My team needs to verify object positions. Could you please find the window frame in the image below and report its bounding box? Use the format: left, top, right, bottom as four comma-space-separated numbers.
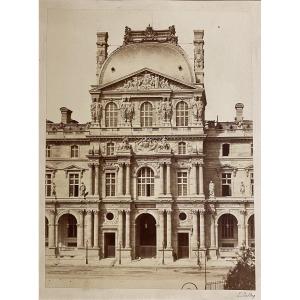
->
46, 145, 51, 158
177, 171, 188, 196
176, 101, 189, 127
67, 215, 77, 238
222, 143, 230, 157
178, 142, 187, 155
70, 145, 79, 158
137, 167, 155, 197
105, 102, 118, 127
220, 214, 236, 239
106, 142, 115, 156
105, 172, 116, 197
45, 173, 52, 197
140, 101, 153, 127
250, 172, 254, 196
221, 172, 232, 196
68, 172, 80, 197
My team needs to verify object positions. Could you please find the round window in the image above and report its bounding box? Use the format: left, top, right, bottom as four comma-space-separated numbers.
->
106, 212, 114, 220
179, 212, 187, 221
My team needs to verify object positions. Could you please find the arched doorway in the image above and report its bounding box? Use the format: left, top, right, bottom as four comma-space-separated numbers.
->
248, 215, 255, 248
218, 214, 238, 248
58, 214, 77, 248
135, 213, 156, 258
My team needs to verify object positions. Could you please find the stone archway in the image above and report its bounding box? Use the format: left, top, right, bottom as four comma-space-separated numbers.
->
135, 213, 157, 258
57, 213, 77, 248
217, 213, 238, 249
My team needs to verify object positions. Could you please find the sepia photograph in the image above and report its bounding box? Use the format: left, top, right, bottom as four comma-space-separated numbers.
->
40, 0, 260, 298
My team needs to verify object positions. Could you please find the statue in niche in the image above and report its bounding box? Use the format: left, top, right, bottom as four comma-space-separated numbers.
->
52, 182, 57, 198
159, 97, 173, 122
240, 181, 245, 196
91, 99, 102, 123
120, 97, 134, 123
209, 180, 215, 198
158, 136, 170, 151
118, 137, 131, 151
191, 96, 204, 122
80, 182, 87, 198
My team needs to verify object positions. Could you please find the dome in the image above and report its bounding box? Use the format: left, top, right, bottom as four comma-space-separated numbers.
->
99, 42, 194, 85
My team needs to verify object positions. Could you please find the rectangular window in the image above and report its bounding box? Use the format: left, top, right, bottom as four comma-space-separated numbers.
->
107, 143, 115, 156
105, 173, 116, 196
222, 173, 232, 196
250, 172, 254, 196
177, 172, 188, 196
46, 145, 51, 158
69, 173, 79, 197
222, 144, 230, 156
71, 145, 79, 158
45, 173, 52, 197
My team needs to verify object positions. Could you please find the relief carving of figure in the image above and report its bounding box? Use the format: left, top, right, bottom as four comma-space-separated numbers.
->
80, 182, 87, 198
157, 136, 170, 151
240, 181, 245, 196
209, 180, 215, 198
159, 97, 173, 122
192, 96, 204, 122
118, 137, 131, 151
120, 97, 134, 123
52, 182, 56, 198
91, 99, 102, 123
137, 137, 157, 152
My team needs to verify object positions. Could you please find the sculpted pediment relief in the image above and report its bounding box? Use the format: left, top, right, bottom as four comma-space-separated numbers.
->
99, 68, 196, 92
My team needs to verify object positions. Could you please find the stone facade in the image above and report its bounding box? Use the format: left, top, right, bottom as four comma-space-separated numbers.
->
45, 26, 254, 263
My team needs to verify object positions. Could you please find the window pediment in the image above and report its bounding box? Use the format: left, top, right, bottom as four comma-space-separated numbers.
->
63, 165, 86, 178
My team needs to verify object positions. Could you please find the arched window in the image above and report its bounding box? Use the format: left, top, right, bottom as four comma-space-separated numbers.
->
176, 101, 188, 126
137, 167, 154, 197
140, 102, 153, 127
105, 102, 118, 127
46, 145, 51, 158
178, 142, 186, 154
107, 142, 115, 156
248, 215, 255, 239
220, 214, 236, 239
70, 145, 79, 158
67, 214, 77, 238
222, 143, 230, 156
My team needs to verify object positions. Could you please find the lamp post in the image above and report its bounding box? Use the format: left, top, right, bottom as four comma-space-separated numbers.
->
162, 241, 165, 265
85, 240, 88, 264
204, 250, 207, 290
197, 241, 200, 267
119, 241, 122, 265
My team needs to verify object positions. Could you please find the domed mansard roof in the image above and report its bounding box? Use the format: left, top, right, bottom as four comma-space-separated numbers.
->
98, 25, 195, 86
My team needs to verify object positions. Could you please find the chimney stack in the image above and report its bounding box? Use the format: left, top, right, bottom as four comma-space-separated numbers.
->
235, 103, 244, 122
193, 30, 204, 85
96, 32, 109, 82
60, 107, 72, 124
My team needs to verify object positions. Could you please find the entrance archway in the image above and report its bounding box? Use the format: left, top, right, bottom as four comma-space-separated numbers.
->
135, 213, 156, 258
58, 214, 77, 248
218, 214, 238, 248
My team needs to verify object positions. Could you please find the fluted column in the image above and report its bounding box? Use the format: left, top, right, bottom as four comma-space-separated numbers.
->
48, 210, 56, 248
125, 209, 130, 248
160, 164, 164, 194
77, 210, 84, 248
118, 210, 123, 247
93, 210, 99, 248
199, 163, 204, 196
118, 163, 124, 196
88, 163, 94, 195
192, 210, 198, 247
158, 210, 164, 249
166, 209, 172, 248
210, 214, 216, 248
85, 210, 93, 247
238, 209, 246, 247
191, 163, 197, 195
94, 164, 99, 196
125, 163, 130, 196
166, 163, 171, 195
199, 209, 205, 248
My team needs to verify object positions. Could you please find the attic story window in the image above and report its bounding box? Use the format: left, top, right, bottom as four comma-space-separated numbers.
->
178, 65, 183, 71
111, 67, 115, 72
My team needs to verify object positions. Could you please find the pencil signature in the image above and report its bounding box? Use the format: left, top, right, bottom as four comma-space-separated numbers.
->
237, 291, 255, 299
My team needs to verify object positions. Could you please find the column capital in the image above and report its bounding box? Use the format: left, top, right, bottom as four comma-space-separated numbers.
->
124, 209, 131, 214
79, 210, 85, 216
118, 209, 124, 214
199, 209, 205, 215
86, 209, 93, 215
166, 209, 172, 215
88, 163, 94, 168
93, 209, 99, 215
191, 209, 198, 215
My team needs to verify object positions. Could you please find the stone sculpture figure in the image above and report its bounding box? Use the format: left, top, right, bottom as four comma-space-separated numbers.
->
120, 97, 134, 122
52, 182, 57, 198
118, 137, 131, 151
80, 182, 87, 197
91, 100, 102, 123
240, 181, 245, 196
158, 136, 170, 151
209, 180, 215, 198
159, 97, 173, 122
192, 96, 204, 122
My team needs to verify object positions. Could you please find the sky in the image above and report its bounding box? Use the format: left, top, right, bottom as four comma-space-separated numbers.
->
44, 1, 260, 123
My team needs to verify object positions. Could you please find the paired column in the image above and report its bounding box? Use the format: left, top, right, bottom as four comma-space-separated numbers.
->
85, 210, 93, 247
160, 164, 164, 194
166, 209, 172, 248
192, 210, 198, 247
77, 210, 84, 248
199, 209, 205, 248
88, 164, 94, 195
166, 163, 171, 195
93, 210, 99, 248
238, 209, 246, 247
210, 214, 216, 248
118, 164, 124, 196
118, 210, 123, 247
191, 164, 197, 195
94, 164, 99, 196
125, 210, 130, 248
125, 163, 131, 196
48, 210, 56, 248
198, 163, 204, 196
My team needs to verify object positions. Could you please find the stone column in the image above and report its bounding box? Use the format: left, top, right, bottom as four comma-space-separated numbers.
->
85, 210, 93, 247
55, 221, 58, 247
192, 210, 198, 248
77, 210, 84, 248
118, 163, 124, 196
199, 209, 205, 248
191, 163, 197, 195
125, 209, 130, 248
199, 163, 204, 196
245, 224, 249, 248
94, 164, 99, 196
238, 209, 246, 248
93, 210, 99, 248
118, 210, 123, 247
158, 210, 165, 250
89, 164, 94, 195
166, 163, 171, 195
125, 163, 130, 196
160, 164, 164, 194
215, 224, 219, 249
133, 176, 137, 200
166, 209, 172, 248
210, 214, 216, 248
48, 210, 56, 248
